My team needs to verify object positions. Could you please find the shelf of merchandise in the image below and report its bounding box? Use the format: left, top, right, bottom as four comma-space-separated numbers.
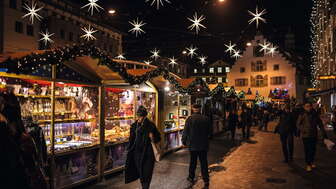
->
54, 145, 100, 157
105, 116, 134, 120
16, 94, 73, 99
37, 118, 95, 124
104, 139, 129, 147
163, 127, 184, 134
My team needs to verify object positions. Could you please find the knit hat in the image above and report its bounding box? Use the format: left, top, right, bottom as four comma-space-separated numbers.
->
137, 106, 148, 117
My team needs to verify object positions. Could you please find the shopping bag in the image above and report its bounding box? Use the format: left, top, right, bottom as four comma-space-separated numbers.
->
324, 139, 335, 151
151, 142, 161, 162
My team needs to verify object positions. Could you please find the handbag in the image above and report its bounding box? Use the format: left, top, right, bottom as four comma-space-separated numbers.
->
151, 142, 161, 162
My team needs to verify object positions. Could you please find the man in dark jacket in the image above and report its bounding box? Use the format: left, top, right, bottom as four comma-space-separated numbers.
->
240, 107, 252, 140
275, 106, 296, 163
296, 102, 328, 172
182, 104, 211, 188
227, 109, 239, 141
125, 106, 161, 189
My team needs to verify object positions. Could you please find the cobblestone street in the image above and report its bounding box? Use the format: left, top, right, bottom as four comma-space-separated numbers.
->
83, 122, 336, 189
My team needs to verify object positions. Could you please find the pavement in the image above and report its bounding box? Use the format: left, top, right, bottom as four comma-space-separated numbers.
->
193, 122, 336, 189
82, 130, 243, 189
82, 122, 336, 189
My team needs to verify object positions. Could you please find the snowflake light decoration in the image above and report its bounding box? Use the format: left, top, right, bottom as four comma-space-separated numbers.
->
116, 54, 126, 60
259, 40, 270, 54
129, 18, 146, 37
39, 30, 54, 46
248, 7, 267, 28
22, 2, 43, 24
186, 45, 198, 58
145, 0, 171, 10
225, 41, 236, 55
198, 56, 207, 65
144, 60, 152, 65
266, 44, 277, 57
81, 0, 104, 16
150, 48, 160, 60
187, 12, 206, 34
169, 57, 178, 67
81, 25, 97, 41
232, 50, 242, 60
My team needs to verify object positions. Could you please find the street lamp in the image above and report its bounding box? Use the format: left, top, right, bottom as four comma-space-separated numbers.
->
246, 42, 252, 47
182, 50, 187, 55
108, 9, 116, 15
218, 0, 226, 3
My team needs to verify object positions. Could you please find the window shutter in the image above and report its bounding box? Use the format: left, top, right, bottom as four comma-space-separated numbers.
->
251, 76, 256, 87
264, 75, 268, 87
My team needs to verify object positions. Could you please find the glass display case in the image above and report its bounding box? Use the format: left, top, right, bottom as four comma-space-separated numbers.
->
163, 93, 179, 132
53, 83, 99, 153
135, 91, 156, 122
104, 88, 134, 144
178, 95, 191, 129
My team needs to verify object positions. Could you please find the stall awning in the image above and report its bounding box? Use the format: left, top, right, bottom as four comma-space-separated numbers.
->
309, 88, 336, 97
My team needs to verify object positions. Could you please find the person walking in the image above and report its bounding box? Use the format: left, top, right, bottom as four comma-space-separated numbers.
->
182, 104, 211, 188
296, 102, 328, 172
260, 109, 270, 131
240, 107, 252, 140
274, 106, 296, 163
227, 109, 239, 141
125, 106, 161, 189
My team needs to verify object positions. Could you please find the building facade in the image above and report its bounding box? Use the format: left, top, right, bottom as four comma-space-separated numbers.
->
311, 0, 336, 108
227, 35, 306, 101
190, 60, 230, 85
0, 0, 122, 55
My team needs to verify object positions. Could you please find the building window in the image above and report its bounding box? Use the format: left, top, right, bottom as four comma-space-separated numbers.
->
271, 77, 286, 85
15, 21, 23, 33
273, 64, 279, 71
26, 25, 34, 36
202, 68, 205, 73
253, 46, 263, 57
202, 77, 206, 82
10, 0, 17, 9
225, 67, 230, 73
69, 32, 73, 41
240, 67, 245, 73
194, 69, 198, 74
256, 75, 264, 87
218, 77, 223, 83
235, 79, 248, 87
209, 67, 214, 73
217, 67, 222, 73
252, 61, 267, 72
60, 29, 65, 39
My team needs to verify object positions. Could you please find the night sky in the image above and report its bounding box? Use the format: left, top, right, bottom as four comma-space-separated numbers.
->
76, 0, 312, 65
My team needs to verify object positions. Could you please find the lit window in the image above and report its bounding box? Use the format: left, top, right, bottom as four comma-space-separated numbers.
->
202, 68, 205, 73
225, 67, 230, 73
209, 67, 214, 73
218, 67, 222, 73
235, 79, 248, 87
202, 78, 206, 82
218, 77, 223, 83
226, 78, 228, 82
194, 69, 198, 73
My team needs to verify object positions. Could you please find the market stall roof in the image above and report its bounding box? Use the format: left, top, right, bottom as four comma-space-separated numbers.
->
0, 50, 181, 86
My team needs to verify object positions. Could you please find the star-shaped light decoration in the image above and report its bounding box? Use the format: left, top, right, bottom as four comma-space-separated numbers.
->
81, 25, 97, 41
248, 7, 267, 28
186, 45, 198, 58
266, 44, 277, 57
259, 40, 270, 54
225, 41, 236, 55
129, 18, 146, 37
150, 48, 160, 60
144, 60, 152, 65
81, 0, 104, 16
116, 54, 126, 60
187, 12, 206, 34
39, 30, 54, 46
145, 0, 171, 10
22, 2, 43, 24
169, 57, 178, 67
198, 56, 207, 65
232, 50, 242, 60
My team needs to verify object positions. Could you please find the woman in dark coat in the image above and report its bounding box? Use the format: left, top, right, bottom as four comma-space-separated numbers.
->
125, 106, 161, 189
227, 109, 238, 141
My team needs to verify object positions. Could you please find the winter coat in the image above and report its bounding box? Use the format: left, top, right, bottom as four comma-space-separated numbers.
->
125, 118, 161, 184
228, 113, 239, 130
240, 109, 252, 127
0, 121, 29, 189
296, 111, 327, 139
275, 111, 296, 135
182, 113, 211, 151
